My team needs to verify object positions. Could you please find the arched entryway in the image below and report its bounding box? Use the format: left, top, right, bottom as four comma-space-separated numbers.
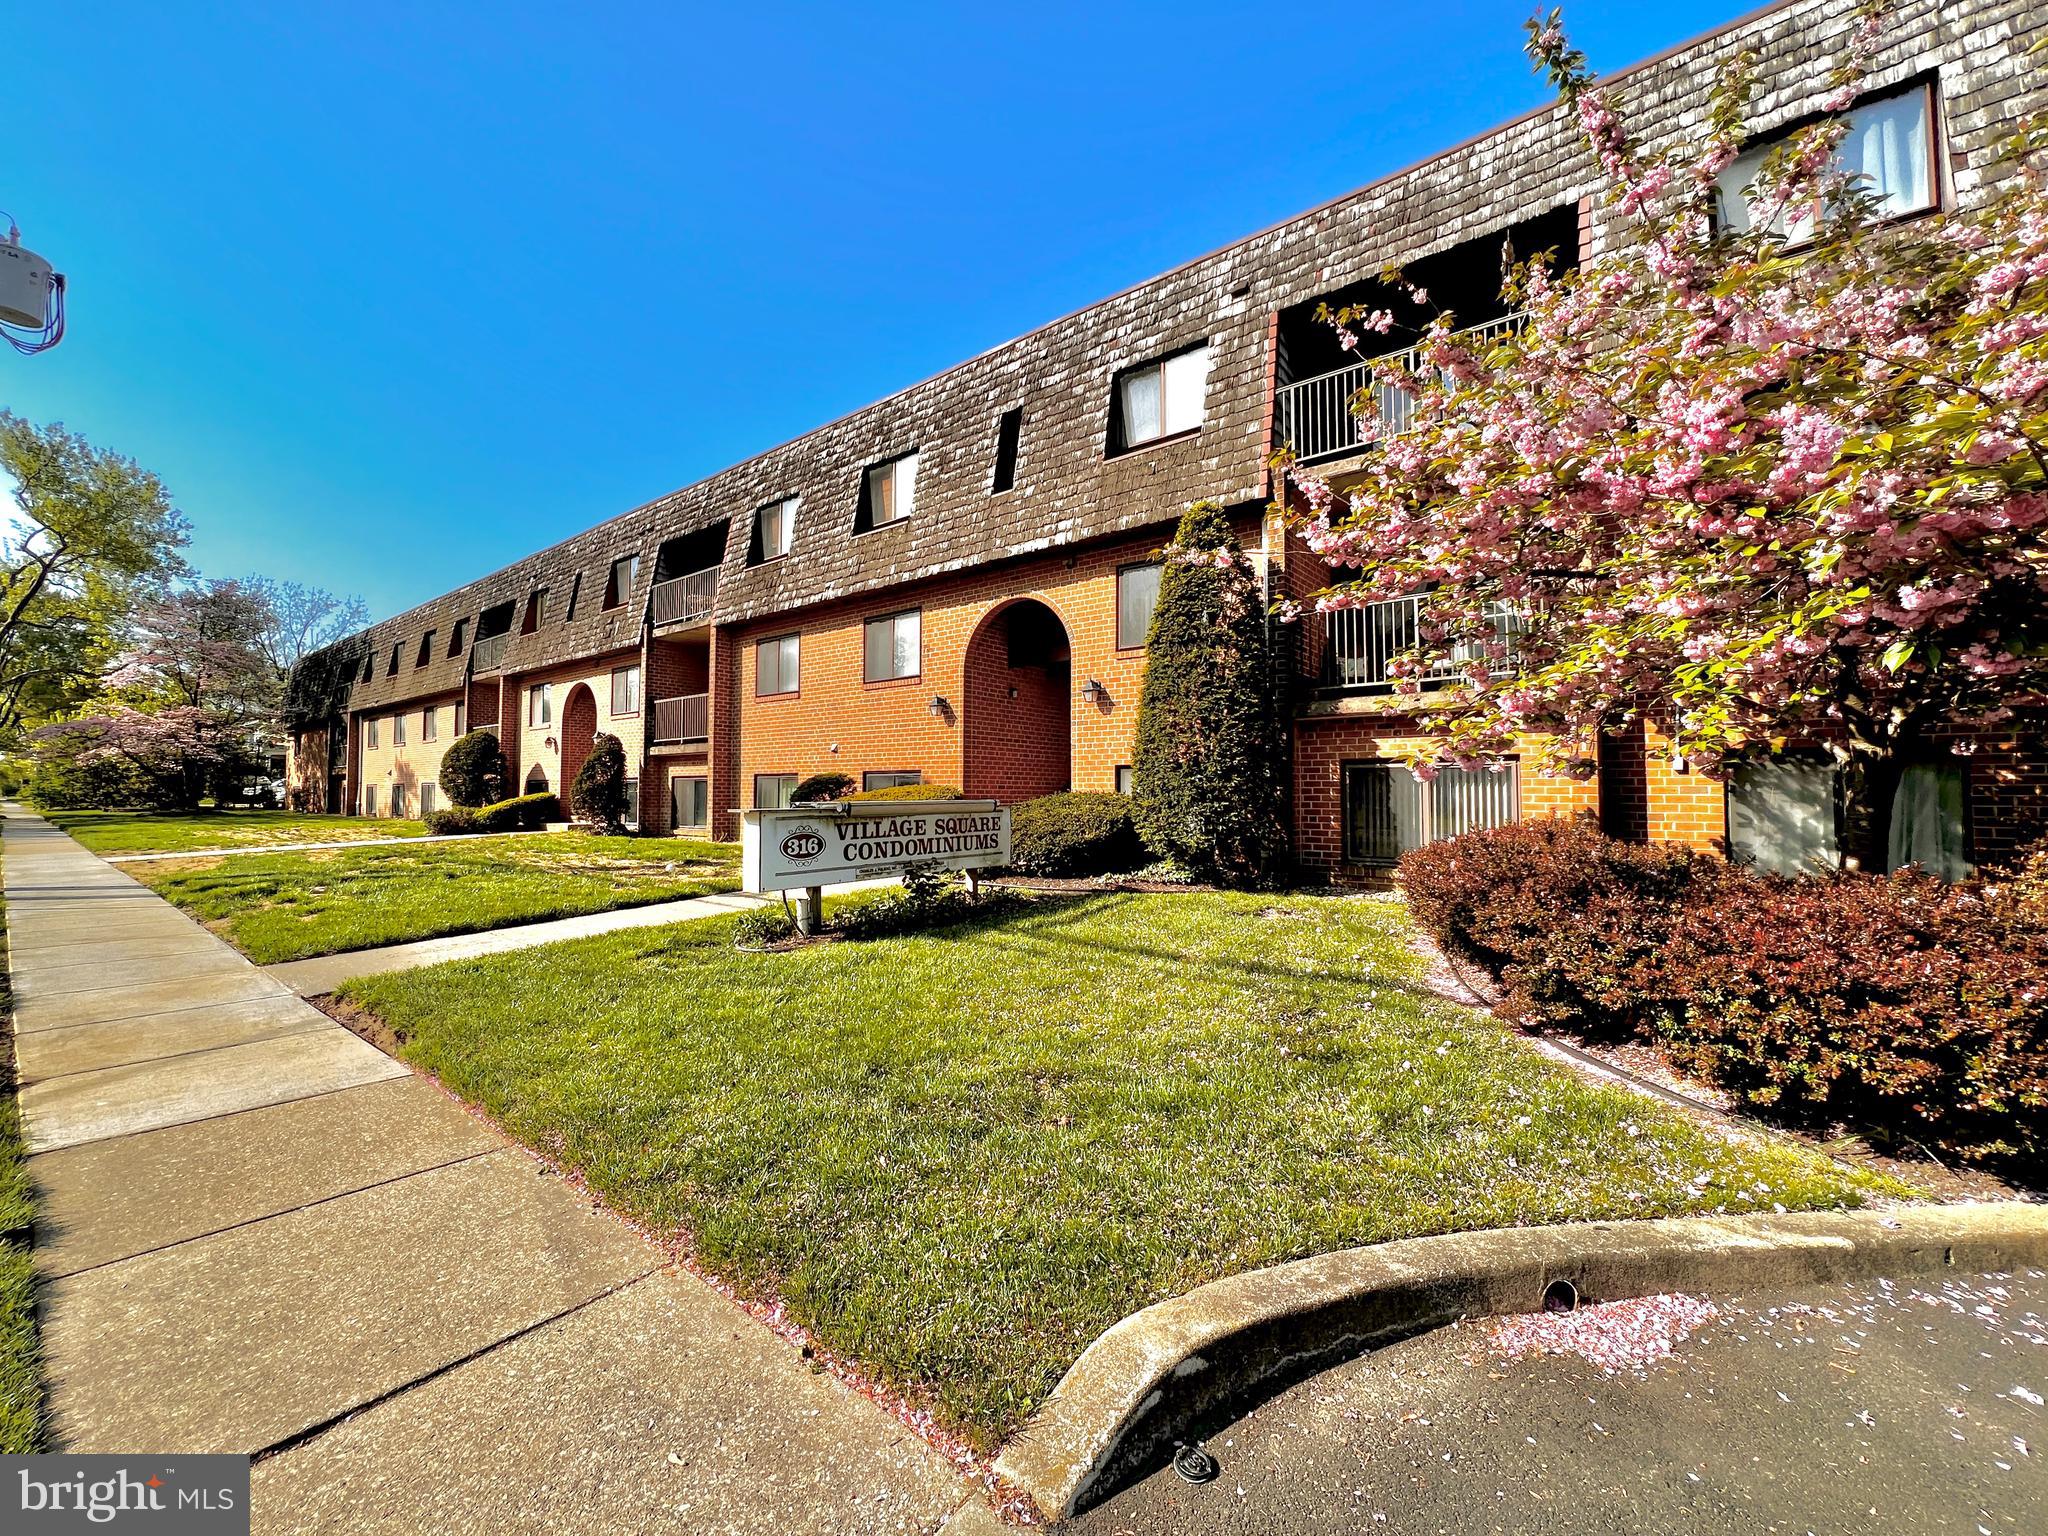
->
559, 683, 598, 815
962, 598, 1072, 802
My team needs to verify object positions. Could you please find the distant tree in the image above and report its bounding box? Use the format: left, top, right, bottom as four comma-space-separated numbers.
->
439, 729, 507, 807
1130, 501, 1290, 884
0, 413, 189, 742
571, 732, 630, 833
246, 576, 367, 693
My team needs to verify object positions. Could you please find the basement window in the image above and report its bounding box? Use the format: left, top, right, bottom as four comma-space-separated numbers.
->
863, 770, 921, 791
991, 407, 1023, 493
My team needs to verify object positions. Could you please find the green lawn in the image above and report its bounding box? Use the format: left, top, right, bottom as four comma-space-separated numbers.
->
136, 834, 742, 963
46, 809, 429, 855
339, 891, 1909, 1450
1, 882, 46, 1452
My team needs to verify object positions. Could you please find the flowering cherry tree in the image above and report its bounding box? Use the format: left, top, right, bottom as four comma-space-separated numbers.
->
1283, 4, 2048, 870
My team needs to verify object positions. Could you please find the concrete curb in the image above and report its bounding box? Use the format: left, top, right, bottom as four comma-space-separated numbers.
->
991, 1202, 2048, 1522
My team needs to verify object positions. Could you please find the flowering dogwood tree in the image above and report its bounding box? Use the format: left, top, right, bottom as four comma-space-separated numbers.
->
1283, 4, 2048, 870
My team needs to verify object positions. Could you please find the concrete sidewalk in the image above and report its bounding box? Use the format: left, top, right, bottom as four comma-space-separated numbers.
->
264, 878, 899, 996
4, 807, 990, 1534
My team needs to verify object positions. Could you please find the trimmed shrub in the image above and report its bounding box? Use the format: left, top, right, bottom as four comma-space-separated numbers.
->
1131, 501, 1289, 886
792, 772, 856, 804
847, 782, 961, 802
1008, 791, 1145, 877
467, 791, 560, 833
439, 730, 506, 808
424, 805, 480, 835
570, 733, 630, 833
1401, 819, 2048, 1164
1400, 815, 1720, 1037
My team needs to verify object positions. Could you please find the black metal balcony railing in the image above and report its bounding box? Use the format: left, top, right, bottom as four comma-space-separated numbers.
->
469, 632, 508, 673
651, 568, 719, 628
1324, 597, 1522, 691
651, 692, 709, 745
1276, 313, 1524, 464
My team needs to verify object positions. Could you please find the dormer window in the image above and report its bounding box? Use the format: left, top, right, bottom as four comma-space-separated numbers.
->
1111, 343, 1211, 453
751, 497, 797, 564
1715, 80, 1937, 238
448, 618, 468, 657
564, 571, 583, 621
603, 554, 638, 609
415, 631, 435, 668
856, 452, 918, 532
521, 587, 548, 633
387, 643, 401, 677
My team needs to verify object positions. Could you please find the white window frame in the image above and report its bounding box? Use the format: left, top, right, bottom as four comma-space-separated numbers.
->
1715, 80, 1938, 239
530, 682, 552, 727
756, 633, 799, 696
863, 609, 921, 682
421, 706, 437, 742
393, 712, 407, 747
862, 770, 921, 791
863, 453, 918, 528
1116, 343, 1211, 450
671, 774, 708, 830
611, 664, 641, 716
1116, 562, 1163, 650
754, 773, 798, 810
757, 497, 797, 561
1342, 759, 1520, 866
365, 717, 379, 750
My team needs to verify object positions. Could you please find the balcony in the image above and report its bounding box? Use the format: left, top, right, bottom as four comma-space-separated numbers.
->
1324, 596, 1521, 691
1276, 313, 1523, 465
469, 632, 508, 673
651, 567, 719, 629
650, 692, 709, 745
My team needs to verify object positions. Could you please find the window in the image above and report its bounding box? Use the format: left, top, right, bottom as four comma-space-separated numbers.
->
564, 572, 583, 621
366, 717, 380, 750
623, 777, 640, 830
1112, 343, 1211, 451
858, 452, 918, 531
610, 664, 641, 716
752, 498, 797, 564
1726, 753, 1838, 875
393, 712, 407, 747
421, 783, 437, 816
416, 631, 435, 667
863, 771, 921, 791
991, 407, 1023, 493
455, 699, 467, 736
1715, 81, 1936, 238
525, 765, 550, 794
1342, 760, 1520, 865
521, 588, 548, 634
1116, 765, 1135, 795
604, 554, 638, 609
1889, 761, 1970, 881
391, 783, 409, 819
1116, 562, 1163, 650
671, 775, 708, 829
421, 706, 438, 742
863, 609, 921, 682
449, 618, 468, 658
360, 652, 375, 684
754, 773, 798, 809
387, 643, 401, 677
529, 682, 552, 726
756, 633, 799, 696
363, 785, 378, 816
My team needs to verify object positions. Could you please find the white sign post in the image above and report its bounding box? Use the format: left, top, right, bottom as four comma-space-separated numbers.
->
740, 799, 1013, 934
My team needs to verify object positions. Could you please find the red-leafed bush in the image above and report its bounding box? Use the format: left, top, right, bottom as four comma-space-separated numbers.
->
1401, 820, 2048, 1166
1399, 815, 1721, 1037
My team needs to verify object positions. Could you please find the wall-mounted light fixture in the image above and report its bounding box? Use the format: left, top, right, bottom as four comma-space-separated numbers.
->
544, 736, 558, 751
1080, 678, 1105, 704
928, 695, 947, 718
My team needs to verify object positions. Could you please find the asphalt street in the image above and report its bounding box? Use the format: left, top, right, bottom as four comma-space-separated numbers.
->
1069, 1267, 2047, 1536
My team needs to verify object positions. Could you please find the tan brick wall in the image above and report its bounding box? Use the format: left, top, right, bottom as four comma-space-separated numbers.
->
503, 647, 647, 815
354, 694, 464, 817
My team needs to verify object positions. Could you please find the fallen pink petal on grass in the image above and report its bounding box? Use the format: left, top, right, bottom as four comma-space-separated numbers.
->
1490, 1293, 1720, 1374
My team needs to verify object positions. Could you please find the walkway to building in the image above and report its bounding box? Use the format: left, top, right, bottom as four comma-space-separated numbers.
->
4, 807, 994, 1535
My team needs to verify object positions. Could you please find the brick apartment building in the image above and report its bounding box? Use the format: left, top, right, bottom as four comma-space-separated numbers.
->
288, 0, 2048, 881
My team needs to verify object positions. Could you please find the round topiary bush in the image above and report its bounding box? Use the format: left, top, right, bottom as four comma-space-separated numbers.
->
792, 771, 856, 803
1009, 791, 1145, 877
438, 729, 506, 808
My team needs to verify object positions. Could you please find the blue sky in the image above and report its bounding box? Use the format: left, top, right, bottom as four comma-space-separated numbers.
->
4, 0, 1741, 620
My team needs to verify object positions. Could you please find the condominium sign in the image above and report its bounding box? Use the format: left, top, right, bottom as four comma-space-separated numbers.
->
742, 800, 1011, 893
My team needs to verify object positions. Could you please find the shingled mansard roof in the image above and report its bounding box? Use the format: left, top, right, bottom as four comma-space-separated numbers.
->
291, 0, 2042, 727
